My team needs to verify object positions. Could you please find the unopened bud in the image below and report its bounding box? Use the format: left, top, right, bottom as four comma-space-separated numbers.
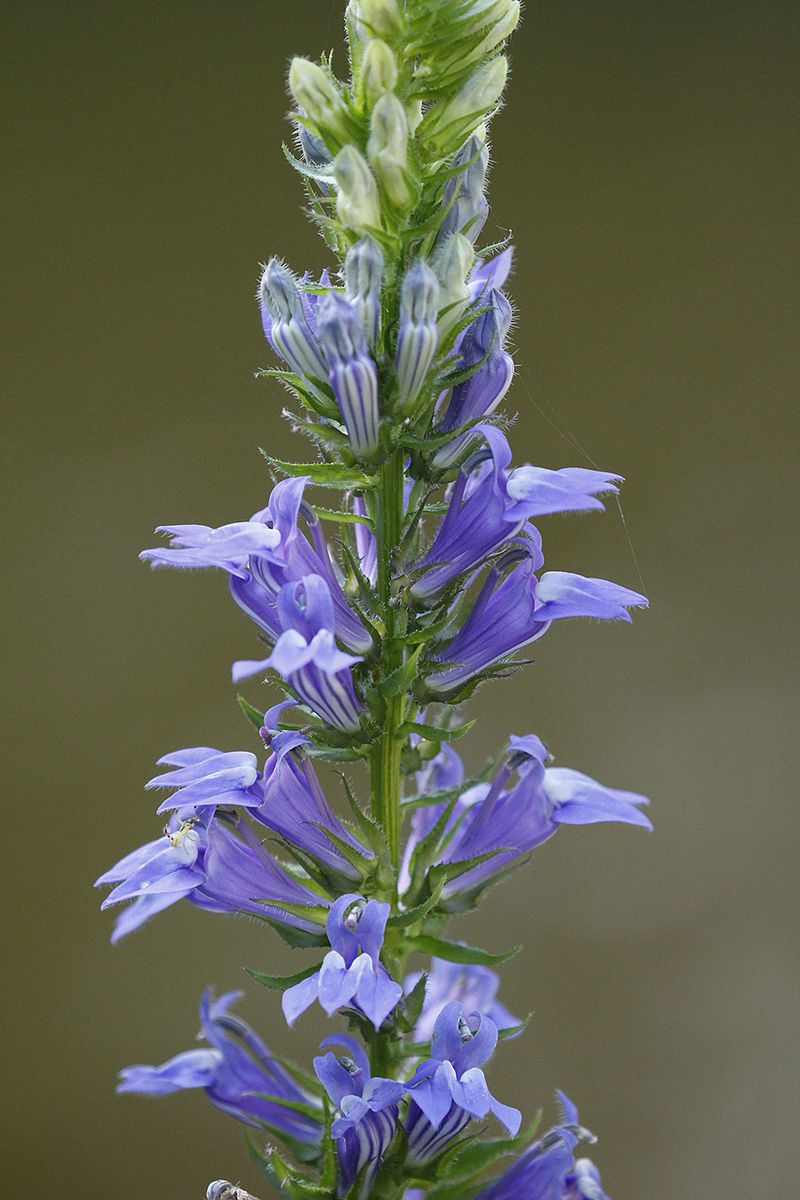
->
333, 146, 382, 231
436, 134, 490, 247
434, 233, 475, 335
345, 238, 384, 348
425, 56, 508, 151
318, 294, 380, 457
467, 1, 520, 65
288, 58, 352, 148
297, 124, 331, 169
260, 259, 328, 381
361, 39, 398, 103
347, 0, 400, 38
395, 260, 440, 412
368, 93, 412, 207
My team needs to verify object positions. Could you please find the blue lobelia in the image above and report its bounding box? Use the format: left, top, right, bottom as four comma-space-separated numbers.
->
100, 4, 653, 1197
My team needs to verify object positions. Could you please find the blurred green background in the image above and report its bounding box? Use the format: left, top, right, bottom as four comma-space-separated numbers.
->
3, 1, 798, 1196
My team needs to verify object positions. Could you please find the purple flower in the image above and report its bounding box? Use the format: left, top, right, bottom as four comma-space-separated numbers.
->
402, 736, 651, 903
405, 1001, 521, 1166
405, 959, 520, 1043
195, 813, 323, 928
473, 1093, 608, 1200
246, 575, 364, 733
95, 815, 207, 943
282, 894, 403, 1029
318, 293, 380, 458
231, 476, 372, 659
411, 427, 621, 603
424, 541, 647, 693
145, 747, 261, 815
119, 990, 322, 1147
253, 734, 372, 880
140, 520, 281, 575
468, 246, 514, 304
314, 1034, 403, 1198
434, 288, 514, 469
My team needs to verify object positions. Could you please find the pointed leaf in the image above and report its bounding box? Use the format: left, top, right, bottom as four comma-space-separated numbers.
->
408, 934, 520, 967
245, 962, 321, 992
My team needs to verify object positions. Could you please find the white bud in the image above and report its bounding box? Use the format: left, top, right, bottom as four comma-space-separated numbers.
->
368, 93, 412, 207
434, 233, 475, 335
288, 58, 351, 146
347, 0, 400, 38
361, 39, 398, 102
427, 56, 508, 146
464, 2, 520, 68
333, 146, 382, 231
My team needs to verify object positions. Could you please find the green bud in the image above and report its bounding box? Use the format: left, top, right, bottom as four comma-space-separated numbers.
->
434, 233, 475, 336
460, 1, 520, 70
288, 58, 352, 148
361, 39, 398, 103
423, 55, 508, 151
368, 93, 412, 208
333, 145, 382, 231
347, 0, 400, 39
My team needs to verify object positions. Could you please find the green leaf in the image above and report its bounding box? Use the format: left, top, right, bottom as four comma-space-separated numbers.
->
260, 452, 374, 490
237, 693, 264, 732
386, 877, 444, 929
428, 846, 507, 889
498, 1014, 533, 1039
403, 970, 429, 1028
408, 934, 520, 967
315, 506, 373, 527
282, 141, 336, 181
245, 962, 321, 992
248, 914, 328, 950
306, 744, 368, 763
377, 645, 423, 698
308, 821, 374, 878
425, 1114, 543, 1199
255, 899, 329, 926
398, 718, 475, 742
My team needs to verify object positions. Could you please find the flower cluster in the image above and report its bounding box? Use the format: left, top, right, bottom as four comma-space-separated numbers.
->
97, 3, 650, 1198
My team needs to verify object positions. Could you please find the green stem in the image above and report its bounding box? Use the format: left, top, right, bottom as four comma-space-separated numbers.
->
371, 447, 407, 874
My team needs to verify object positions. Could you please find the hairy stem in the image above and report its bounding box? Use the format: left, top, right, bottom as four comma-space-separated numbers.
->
371, 447, 407, 872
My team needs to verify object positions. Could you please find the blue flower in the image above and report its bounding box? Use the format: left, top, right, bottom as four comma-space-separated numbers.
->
251, 575, 365, 733
314, 1034, 403, 1198
405, 958, 520, 1043
411, 427, 621, 603
283, 894, 403, 1029
253, 733, 372, 880
139, 520, 281, 575
434, 288, 514, 468
119, 990, 322, 1147
405, 1000, 521, 1167
195, 812, 323, 926
473, 1093, 610, 1200
145, 747, 261, 815
402, 736, 651, 903
318, 293, 380, 458
424, 540, 647, 693
95, 816, 207, 943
